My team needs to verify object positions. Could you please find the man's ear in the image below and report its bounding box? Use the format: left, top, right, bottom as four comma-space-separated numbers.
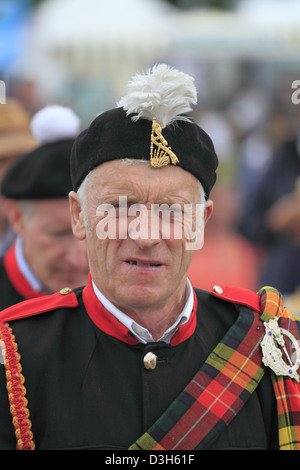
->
189, 199, 214, 252
69, 191, 87, 240
6, 200, 27, 237
204, 199, 213, 225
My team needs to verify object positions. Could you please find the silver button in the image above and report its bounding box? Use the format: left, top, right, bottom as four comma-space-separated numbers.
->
213, 285, 223, 295
143, 352, 157, 370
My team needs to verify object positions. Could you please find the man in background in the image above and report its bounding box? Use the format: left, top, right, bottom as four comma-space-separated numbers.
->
0, 105, 89, 309
0, 99, 38, 256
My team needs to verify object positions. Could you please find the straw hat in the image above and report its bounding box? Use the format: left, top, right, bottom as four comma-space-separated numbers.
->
0, 99, 38, 160
1, 105, 81, 199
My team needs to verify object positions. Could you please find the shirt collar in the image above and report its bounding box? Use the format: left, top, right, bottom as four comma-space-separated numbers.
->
15, 236, 45, 293
91, 278, 194, 344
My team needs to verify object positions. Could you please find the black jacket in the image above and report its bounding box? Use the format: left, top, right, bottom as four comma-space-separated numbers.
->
0, 278, 277, 450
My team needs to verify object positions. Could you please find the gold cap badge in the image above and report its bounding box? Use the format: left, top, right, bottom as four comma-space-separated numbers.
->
150, 119, 179, 168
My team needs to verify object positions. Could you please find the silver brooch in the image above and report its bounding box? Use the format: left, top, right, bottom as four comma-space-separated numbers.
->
261, 317, 300, 382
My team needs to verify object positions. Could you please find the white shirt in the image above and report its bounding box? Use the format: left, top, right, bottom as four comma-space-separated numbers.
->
92, 278, 194, 344
15, 236, 44, 292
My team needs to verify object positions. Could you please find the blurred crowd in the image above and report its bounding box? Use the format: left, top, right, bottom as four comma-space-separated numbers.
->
0, 98, 37, 256
0, 99, 89, 310
188, 73, 300, 315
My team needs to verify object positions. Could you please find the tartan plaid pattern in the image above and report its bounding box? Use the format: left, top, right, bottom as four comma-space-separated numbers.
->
130, 305, 264, 450
272, 375, 300, 450
130, 286, 300, 450
259, 286, 300, 450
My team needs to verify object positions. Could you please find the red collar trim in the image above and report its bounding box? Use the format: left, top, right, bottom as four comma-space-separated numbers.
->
82, 274, 197, 346
82, 275, 138, 345
170, 289, 197, 346
4, 242, 46, 300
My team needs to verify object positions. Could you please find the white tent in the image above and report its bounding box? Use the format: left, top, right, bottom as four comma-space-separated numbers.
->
14, 0, 300, 120
20, 0, 176, 119
237, 0, 300, 20
168, 8, 300, 62
28, 0, 175, 80
30, 0, 174, 45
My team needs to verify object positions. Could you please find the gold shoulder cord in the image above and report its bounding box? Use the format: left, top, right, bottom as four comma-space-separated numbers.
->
150, 119, 179, 168
0, 323, 35, 450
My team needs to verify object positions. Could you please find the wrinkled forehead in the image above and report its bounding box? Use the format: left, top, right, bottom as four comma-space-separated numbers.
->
84, 160, 202, 205
21, 198, 71, 230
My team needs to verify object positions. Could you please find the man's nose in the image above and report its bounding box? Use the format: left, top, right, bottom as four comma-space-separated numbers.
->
128, 207, 162, 250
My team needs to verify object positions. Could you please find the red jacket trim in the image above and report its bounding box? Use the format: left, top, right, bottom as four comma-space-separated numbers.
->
210, 285, 260, 312
82, 274, 198, 346
4, 242, 46, 300
82, 276, 138, 345
0, 290, 78, 323
0, 323, 35, 449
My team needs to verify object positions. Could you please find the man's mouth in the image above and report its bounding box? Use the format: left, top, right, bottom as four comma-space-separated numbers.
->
126, 260, 162, 267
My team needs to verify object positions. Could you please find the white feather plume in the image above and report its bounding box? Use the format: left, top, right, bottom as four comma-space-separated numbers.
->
117, 64, 197, 128
30, 105, 81, 144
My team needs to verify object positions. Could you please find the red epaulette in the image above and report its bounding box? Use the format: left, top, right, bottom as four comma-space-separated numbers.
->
0, 288, 78, 323
210, 284, 260, 313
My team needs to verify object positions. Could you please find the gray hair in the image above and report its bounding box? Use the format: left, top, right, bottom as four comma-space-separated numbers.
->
77, 159, 205, 211
16, 200, 39, 223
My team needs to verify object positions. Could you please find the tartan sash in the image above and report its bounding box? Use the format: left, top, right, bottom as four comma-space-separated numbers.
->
259, 287, 300, 450
129, 286, 300, 450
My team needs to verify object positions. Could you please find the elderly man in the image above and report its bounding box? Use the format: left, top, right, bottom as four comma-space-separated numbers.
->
0, 65, 299, 451
0, 105, 88, 309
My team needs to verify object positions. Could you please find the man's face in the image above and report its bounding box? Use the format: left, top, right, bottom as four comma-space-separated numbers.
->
20, 199, 89, 293
70, 160, 212, 316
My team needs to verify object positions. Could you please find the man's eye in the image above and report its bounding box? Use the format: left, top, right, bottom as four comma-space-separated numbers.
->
113, 203, 129, 213
118, 203, 145, 215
